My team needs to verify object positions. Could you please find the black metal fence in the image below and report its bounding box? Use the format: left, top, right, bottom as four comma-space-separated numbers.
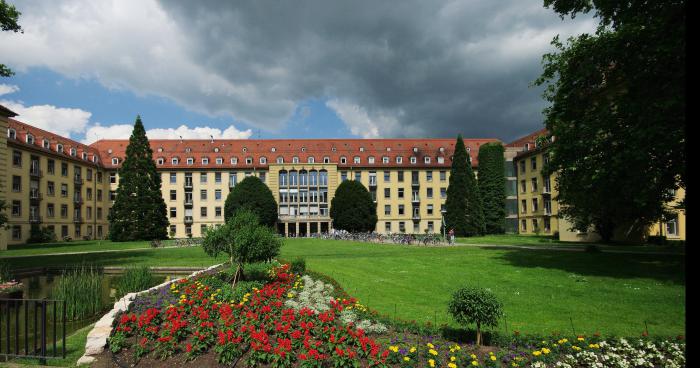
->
0, 298, 66, 361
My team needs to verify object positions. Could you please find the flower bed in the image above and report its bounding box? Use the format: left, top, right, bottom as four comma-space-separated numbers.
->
106, 263, 685, 367
0, 280, 22, 296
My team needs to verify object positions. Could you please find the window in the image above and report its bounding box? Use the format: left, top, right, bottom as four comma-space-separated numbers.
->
424, 156, 431, 164
231, 157, 238, 165
427, 188, 433, 198
157, 158, 164, 165
170, 225, 177, 237
12, 150, 21, 166
519, 160, 526, 173
214, 172, 222, 184
97, 172, 103, 183
440, 187, 447, 199
86, 168, 93, 181
398, 205, 405, 215
353, 156, 361, 164
200, 173, 207, 183
426, 171, 433, 181
215, 189, 222, 201
396, 156, 403, 164
531, 157, 537, 170
110, 173, 117, 184
110, 190, 117, 201
440, 171, 447, 181
216, 157, 223, 165
111, 157, 119, 165
97, 207, 103, 220
12, 226, 21, 240
427, 204, 434, 215
410, 157, 417, 164
260, 157, 267, 164
7, 128, 16, 139
200, 189, 208, 200
215, 207, 222, 217
399, 221, 406, 233
46, 159, 55, 174
384, 188, 391, 199
47, 203, 55, 218
398, 188, 404, 199
323, 156, 330, 164
170, 207, 177, 218
532, 198, 539, 212
531, 178, 538, 192
86, 188, 93, 200
47, 181, 55, 196
398, 171, 404, 182
172, 157, 179, 165
12, 176, 21, 192
382, 156, 389, 164
168, 172, 176, 184
11, 200, 21, 216
384, 205, 391, 215
202, 157, 209, 165
187, 157, 194, 165
97, 189, 103, 201
170, 190, 177, 201
201, 207, 207, 217
340, 156, 347, 164
354, 172, 361, 181
666, 215, 679, 236
384, 171, 390, 182
520, 180, 527, 193
368, 156, 375, 164
26, 133, 35, 144
340, 171, 347, 181
532, 219, 539, 231
61, 204, 68, 218
245, 157, 253, 165
521, 199, 527, 213
200, 224, 208, 235
521, 219, 527, 232
437, 157, 444, 164
385, 222, 391, 232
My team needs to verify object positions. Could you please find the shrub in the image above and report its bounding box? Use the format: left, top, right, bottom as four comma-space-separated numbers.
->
448, 286, 503, 346
290, 257, 306, 275
27, 224, 57, 244
224, 176, 278, 227
115, 266, 155, 298
330, 180, 377, 232
0, 260, 11, 282
53, 265, 103, 320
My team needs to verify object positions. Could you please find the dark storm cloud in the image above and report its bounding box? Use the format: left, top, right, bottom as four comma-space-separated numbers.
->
159, 0, 595, 141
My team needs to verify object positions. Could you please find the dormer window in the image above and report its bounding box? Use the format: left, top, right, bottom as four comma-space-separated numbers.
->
382, 156, 389, 164
301, 147, 306, 152
386, 147, 391, 152
92, 156, 98, 163
271, 147, 276, 152
82, 152, 88, 160
323, 156, 330, 164
172, 157, 179, 165
424, 156, 431, 164
340, 156, 347, 164
157, 158, 164, 165
242, 147, 248, 153
214, 147, 220, 153
410, 157, 417, 164
185, 147, 191, 153
7, 128, 16, 139
157, 147, 163, 152
331, 147, 337, 152
43, 139, 50, 149
216, 157, 223, 165
466, 147, 471, 153
186, 157, 194, 165
368, 156, 375, 164
353, 156, 361, 164
26, 133, 34, 145
202, 157, 209, 165
396, 156, 403, 164
292, 156, 299, 164
359, 147, 364, 152
245, 157, 253, 165
307, 156, 315, 164
276, 156, 284, 164
525, 143, 530, 151
112, 158, 120, 165
437, 157, 444, 164
107, 148, 112, 154
57, 144, 64, 153
260, 156, 267, 164
413, 147, 418, 153
70, 148, 77, 156
439, 147, 445, 153
231, 157, 238, 165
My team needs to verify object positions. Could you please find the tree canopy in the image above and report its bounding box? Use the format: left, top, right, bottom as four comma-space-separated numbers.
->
329, 180, 377, 232
535, 0, 685, 241
477, 142, 506, 234
1, 0, 22, 77
224, 176, 278, 227
108, 116, 169, 241
445, 135, 485, 237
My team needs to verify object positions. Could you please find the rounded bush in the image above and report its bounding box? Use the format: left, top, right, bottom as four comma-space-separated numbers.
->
224, 176, 278, 227
448, 286, 503, 345
330, 180, 377, 232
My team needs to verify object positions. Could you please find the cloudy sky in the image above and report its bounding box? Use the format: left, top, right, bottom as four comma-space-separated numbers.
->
0, 0, 595, 144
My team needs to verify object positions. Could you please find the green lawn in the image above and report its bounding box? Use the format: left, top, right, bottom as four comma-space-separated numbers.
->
8, 323, 94, 367
2, 239, 177, 257
280, 238, 685, 337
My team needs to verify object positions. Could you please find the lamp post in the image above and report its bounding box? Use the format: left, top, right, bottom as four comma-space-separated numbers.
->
441, 209, 447, 242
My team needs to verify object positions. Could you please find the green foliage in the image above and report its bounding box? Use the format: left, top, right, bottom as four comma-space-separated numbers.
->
448, 286, 503, 345
0, 199, 8, 228
477, 142, 506, 234
445, 135, 485, 237
224, 176, 278, 227
115, 266, 155, 298
329, 179, 377, 232
535, 1, 685, 241
53, 265, 103, 321
108, 116, 169, 241
291, 257, 306, 275
202, 210, 282, 277
0, 260, 11, 281
1, 0, 22, 77
27, 224, 57, 244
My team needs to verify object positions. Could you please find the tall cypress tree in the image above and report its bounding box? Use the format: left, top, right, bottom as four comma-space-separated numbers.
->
445, 135, 485, 237
108, 116, 168, 241
477, 142, 506, 234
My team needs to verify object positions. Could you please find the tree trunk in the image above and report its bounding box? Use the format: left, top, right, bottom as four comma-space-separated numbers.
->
476, 323, 482, 346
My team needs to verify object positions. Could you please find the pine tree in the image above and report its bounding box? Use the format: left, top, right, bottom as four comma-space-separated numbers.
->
445, 135, 485, 237
108, 116, 168, 241
477, 142, 506, 234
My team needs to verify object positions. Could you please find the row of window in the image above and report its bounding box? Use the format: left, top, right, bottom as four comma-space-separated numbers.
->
341, 170, 448, 183
169, 206, 223, 218
10, 201, 103, 219
169, 224, 220, 237
12, 176, 104, 200
383, 221, 437, 233
519, 177, 552, 193
519, 198, 553, 214
148, 154, 449, 167
520, 218, 552, 233
8, 129, 99, 163
12, 151, 103, 181
10, 224, 104, 241
169, 189, 224, 201
160, 145, 449, 155
383, 204, 442, 216
517, 154, 549, 175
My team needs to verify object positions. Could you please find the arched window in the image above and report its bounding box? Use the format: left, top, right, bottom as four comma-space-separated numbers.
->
43, 139, 50, 149
7, 128, 16, 139
172, 157, 180, 165
276, 156, 284, 164
26, 133, 35, 145
56, 144, 63, 153
260, 156, 267, 164
307, 156, 315, 164
70, 148, 77, 156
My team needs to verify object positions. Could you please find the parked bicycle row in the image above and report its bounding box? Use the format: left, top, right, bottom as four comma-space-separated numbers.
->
310, 230, 450, 246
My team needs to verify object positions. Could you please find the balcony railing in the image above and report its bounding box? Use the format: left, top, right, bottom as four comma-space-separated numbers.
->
29, 215, 42, 224
184, 180, 193, 189
184, 198, 193, 207
412, 195, 420, 203
74, 177, 84, 185
184, 216, 194, 224
29, 168, 43, 178
29, 190, 43, 201
369, 178, 377, 187
74, 197, 83, 205
228, 181, 237, 188
411, 180, 420, 187
73, 217, 83, 223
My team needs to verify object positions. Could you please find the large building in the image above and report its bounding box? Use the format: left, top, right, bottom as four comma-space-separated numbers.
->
1, 110, 499, 247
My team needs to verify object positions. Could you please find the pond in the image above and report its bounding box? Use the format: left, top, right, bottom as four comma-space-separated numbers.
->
0, 270, 189, 357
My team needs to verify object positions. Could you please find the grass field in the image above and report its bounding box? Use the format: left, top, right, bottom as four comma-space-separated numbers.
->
2, 237, 685, 337
7, 323, 94, 367
2, 239, 177, 257
280, 238, 685, 337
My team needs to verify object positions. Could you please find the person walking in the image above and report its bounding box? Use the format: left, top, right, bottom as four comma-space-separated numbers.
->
448, 228, 455, 245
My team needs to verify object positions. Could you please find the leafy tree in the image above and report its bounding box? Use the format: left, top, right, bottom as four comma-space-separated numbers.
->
448, 286, 503, 346
445, 135, 485, 237
330, 180, 377, 232
0, 200, 8, 229
477, 142, 506, 234
202, 209, 282, 285
108, 116, 168, 241
1, 0, 22, 77
535, 0, 685, 242
224, 176, 278, 227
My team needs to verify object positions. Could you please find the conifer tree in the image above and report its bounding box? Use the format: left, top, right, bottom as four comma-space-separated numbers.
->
108, 116, 168, 241
477, 142, 506, 234
445, 135, 485, 237
330, 180, 377, 232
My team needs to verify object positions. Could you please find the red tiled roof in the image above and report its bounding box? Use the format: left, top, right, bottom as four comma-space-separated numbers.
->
7, 118, 103, 166
90, 137, 500, 170
505, 128, 549, 148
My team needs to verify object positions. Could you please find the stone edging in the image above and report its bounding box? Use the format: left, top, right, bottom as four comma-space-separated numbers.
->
76, 263, 223, 366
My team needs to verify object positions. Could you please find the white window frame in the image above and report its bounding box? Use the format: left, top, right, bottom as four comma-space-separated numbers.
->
307, 156, 315, 164
186, 157, 194, 165
424, 156, 431, 164
353, 156, 361, 164
410, 157, 417, 164
202, 157, 209, 165
112, 158, 119, 165
396, 156, 403, 164
172, 157, 179, 165
382, 156, 389, 164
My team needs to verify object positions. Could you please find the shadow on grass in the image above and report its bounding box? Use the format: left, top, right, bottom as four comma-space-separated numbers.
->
6, 240, 105, 251
493, 247, 685, 285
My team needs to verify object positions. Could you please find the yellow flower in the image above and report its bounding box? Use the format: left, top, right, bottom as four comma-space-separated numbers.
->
427, 343, 435, 349
448, 363, 457, 368
404, 357, 411, 362
490, 355, 497, 361
533, 351, 542, 357
577, 337, 585, 342
470, 354, 477, 359
454, 344, 461, 351
542, 348, 551, 354
589, 343, 600, 349
429, 349, 438, 356
287, 292, 294, 298
471, 361, 478, 366
429, 359, 435, 367
389, 346, 399, 353
450, 356, 456, 361
409, 347, 416, 353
